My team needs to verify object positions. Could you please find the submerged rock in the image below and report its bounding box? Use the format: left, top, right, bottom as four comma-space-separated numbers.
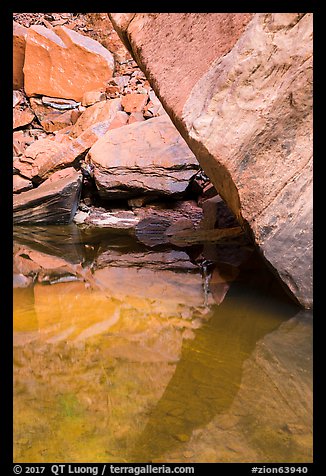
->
123, 198, 243, 252
109, 13, 313, 308
96, 249, 198, 272
134, 200, 203, 247
87, 115, 199, 199
75, 200, 204, 246
13, 167, 82, 225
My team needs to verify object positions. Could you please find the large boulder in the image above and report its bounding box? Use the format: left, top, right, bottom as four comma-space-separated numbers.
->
87, 115, 199, 199
109, 13, 313, 309
23, 25, 115, 101
13, 21, 27, 89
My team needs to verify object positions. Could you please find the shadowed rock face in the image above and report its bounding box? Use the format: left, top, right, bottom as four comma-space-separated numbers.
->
23, 25, 115, 101
13, 168, 82, 225
109, 13, 313, 309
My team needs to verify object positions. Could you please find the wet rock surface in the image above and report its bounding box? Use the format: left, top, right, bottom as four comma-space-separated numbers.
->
72, 199, 244, 249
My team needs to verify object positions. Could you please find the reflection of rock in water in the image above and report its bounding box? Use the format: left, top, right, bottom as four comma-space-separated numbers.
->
14, 227, 308, 462
130, 263, 299, 462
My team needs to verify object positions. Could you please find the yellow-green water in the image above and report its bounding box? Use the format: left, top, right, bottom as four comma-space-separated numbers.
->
13, 226, 313, 463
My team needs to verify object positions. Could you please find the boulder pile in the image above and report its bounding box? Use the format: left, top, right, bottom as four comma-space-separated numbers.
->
13, 12, 238, 252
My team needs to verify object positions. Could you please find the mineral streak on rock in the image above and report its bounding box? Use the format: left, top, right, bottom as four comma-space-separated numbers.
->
109, 13, 313, 308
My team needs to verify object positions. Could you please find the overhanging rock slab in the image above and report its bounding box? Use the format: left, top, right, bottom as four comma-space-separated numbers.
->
109, 13, 313, 308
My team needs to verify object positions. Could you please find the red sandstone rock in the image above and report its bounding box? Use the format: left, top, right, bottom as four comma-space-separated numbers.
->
87, 115, 199, 199
13, 130, 42, 157
128, 112, 145, 124
13, 175, 33, 194
29, 98, 80, 132
202, 183, 217, 199
121, 93, 148, 113
41, 96, 80, 108
15, 139, 70, 180
52, 126, 73, 138
110, 12, 313, 309
108, 111, 129, 129
69, 98, 122, 138
13, 105, 35, 130
110, 76, 129, 90
134, 200, 203, 247
15, 111, 130, 182
13, 90, 24, 108
200, 195, 238, 230
81, 90, 106, 106
142, 90, 167, 118
105, 85, 121, 97
13, 21, 27, 89
24, 25, 115, 101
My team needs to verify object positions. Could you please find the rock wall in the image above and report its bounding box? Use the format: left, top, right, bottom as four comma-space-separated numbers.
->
109, 13, 313, 309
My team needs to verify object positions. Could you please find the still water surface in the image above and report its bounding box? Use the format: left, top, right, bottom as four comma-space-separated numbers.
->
13, 225, 312, 463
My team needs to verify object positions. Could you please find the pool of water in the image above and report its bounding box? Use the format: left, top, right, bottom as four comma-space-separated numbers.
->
13, 225, 313, 463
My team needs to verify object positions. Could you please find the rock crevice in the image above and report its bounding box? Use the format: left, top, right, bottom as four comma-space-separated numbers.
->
109, 12, 313, 308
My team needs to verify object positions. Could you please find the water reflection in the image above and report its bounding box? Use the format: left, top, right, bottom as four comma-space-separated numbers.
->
130, 268, 300, 461
13, 226, 312, 463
